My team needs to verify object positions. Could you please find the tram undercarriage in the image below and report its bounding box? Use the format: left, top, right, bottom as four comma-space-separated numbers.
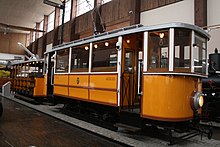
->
55, 95, 212, 145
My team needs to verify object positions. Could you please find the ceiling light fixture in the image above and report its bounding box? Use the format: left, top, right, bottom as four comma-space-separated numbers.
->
159, 33, 165, 39
105, 42, 109, 46
85, 46, 89, 50
94, 44, 98, 48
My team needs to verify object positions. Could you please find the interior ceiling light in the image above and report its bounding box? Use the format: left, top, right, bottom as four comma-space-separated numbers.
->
159, 33, 165, 39
85, 46, 89, 50
94, 44, 98, 48
105, 42, 109, 46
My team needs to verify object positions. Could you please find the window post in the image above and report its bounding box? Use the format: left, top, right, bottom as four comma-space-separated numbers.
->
169, 28, 174, 71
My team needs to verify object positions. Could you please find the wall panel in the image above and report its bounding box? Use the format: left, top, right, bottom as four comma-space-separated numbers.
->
207, 0, 220, 54
0, 32, 26, 55
140, 0, 194, 26
140, 0, 183, 12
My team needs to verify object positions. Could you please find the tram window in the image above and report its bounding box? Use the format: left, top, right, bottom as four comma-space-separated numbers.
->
22, 65, 28, 77
56, 49, 69, 73
71, 45, 89, 72
148, 30, 169, 71
29, 62, 44, 77
16, 66, 20, 77
193, 33, 207, 74
92, 38, 118, 72
124, 50, 134, 73
174, 29, 191, 71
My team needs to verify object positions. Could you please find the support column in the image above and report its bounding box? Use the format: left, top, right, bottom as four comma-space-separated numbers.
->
194, 0, 207, 27
42, 15, 48, 57
130, 0, 140, 25
35, 23, 40, 54
53, 7, 60, 46
35, 23, 40, 39
43, 15, 48, 35
70, 0, 78, 41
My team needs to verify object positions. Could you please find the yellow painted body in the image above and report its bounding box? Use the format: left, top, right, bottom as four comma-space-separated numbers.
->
69, 75, 88, 87
90, 75, 117, 89
12, 77, 46, 97
33, 77, 46, 97
90, 90, 117, 104
54, 74, 69, 85
142, 75, 199, 121
69, 87, 88, 100
43, 75, 47, 96
54, 74, 118, 106
54, 85, 68, 96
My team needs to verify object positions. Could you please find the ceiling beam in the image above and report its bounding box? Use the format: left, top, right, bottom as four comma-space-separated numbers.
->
0, 23, 44, 33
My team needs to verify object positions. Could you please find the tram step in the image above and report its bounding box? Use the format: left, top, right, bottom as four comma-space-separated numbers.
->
114, 123, 141, 132
119, 110, 143, 128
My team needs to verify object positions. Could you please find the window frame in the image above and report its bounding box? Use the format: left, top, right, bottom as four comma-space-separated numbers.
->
39, 20, 44, 38
70, 44, 90, 72
91, 38, 118, 72
173, 28, 192, 72
55, 48, 70, 73
192, 33, 207, 75
59, 0, 72, 26
47, 11, 55, 33
76, 0, 94, 17
147, 29, 170, 72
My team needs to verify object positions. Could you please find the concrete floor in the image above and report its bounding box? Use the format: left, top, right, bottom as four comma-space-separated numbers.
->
1, 94, 220, 147
0, 98, 123, 147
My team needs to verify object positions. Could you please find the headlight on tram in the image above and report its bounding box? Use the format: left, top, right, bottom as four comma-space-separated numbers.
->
190, 91, 204, 110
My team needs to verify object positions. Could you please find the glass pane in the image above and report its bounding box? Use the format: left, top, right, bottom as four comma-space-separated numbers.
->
174, 29, 191, 69
124, 50, 134, 73
59, 0, 72, 26
193, 34, 207, 74
47, 11, 55, 32
76, 0, 94, 16
148, 30, 169, 70
56, 49, 69, 73
39, 20, 44, 38
101, 0, 111, 4
71, 44, 89, 72
92, 38, 118, 72
161, 47, 168, 68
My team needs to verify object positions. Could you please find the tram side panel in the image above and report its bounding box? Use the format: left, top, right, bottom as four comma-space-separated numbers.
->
33, 77, 47, 97
54, 74, 69, 97
53, 74, 118, 106
69, 75, 89, 100
89, 74, 118, 105
141, 75, 201, 121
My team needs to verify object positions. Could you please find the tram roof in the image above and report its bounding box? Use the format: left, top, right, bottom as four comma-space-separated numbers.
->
11, 59, 44, 65
46, 22, 210, 54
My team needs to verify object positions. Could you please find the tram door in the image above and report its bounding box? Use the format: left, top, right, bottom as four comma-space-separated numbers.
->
46, 52, 55, 98
121, 34, 142, 112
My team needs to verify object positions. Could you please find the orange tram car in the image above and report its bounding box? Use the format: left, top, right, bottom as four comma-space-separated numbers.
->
11, 60, 47, 102
12, 22, 212, 142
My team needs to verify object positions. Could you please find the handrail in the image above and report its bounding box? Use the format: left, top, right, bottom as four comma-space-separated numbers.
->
2, 81, 11, 97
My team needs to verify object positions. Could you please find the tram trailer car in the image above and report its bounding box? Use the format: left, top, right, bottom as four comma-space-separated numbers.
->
11, 60, 47, 101
45, 23, 211, 138
202, 49, 220, 122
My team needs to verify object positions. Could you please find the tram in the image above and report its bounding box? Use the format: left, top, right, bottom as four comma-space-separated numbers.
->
11, 59, 47, 100
38, 22, 211, 140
